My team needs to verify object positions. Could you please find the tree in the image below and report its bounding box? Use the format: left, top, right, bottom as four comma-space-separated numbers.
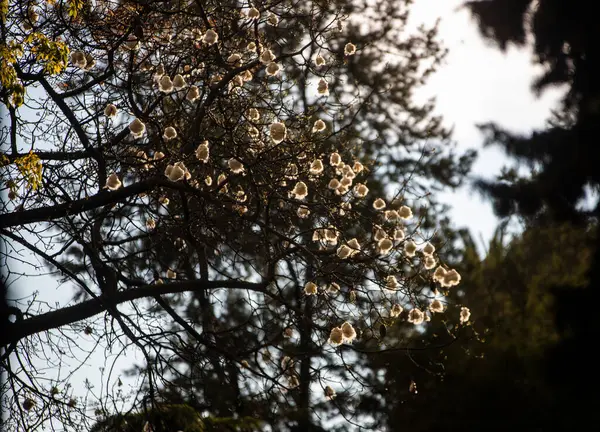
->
356, 222, 594, 431
1, 1, 470, 430
462, 0, 600, 424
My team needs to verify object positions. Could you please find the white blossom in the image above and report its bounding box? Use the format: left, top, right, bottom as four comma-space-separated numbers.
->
202, 29, 219, 45
404, 240, 417, 257
328, 327, 344, 346
228, 158, 245, 174
317, 78, 329, 96
460, 306, 471, 324
433, 266, 447, 283
354, 183, 369, 198
292, 181, 308, 199
309, 159, 324, 175
390, 304, 403, 318
341, 322, 357, 343
329, 152, 341, 166
407, 308, 424, 325
260, 49, 276, 64
373, 198, 386, 210
312, 119, 326, 133
247, 7, 260, 20
393, 228, 405, 241
422, 242, 435, 256
105, 173, 122, 191
430, 299, 444, 313
267, 13, 279, 26
327, 282, 340, 294
129, 118, 146, 138
344, 42, 357, 56
163, 126, 177, 141
297, 205, 311, 218
336, 245, 352, 259
384, 210, 399, 221
270, 122, 287, 143
328, 179, 341, 190
352, 161, 364, 173
227, 53, 242, 65
378, 238, 394, 255
443, 269, 462, 287
386, 275, 399, 290
315, 54, 326, 67
398, 205, 413, 219
304, 282, 318, 296
423, 255, 437, 270
70, 51, 87, 69
265, 62, 281, 76
347, 238, 361, 255
247, 108, 260, 121
172, 74, 187, 90
186, 85, 200, 101
195, 141, 209, 162
104, 104, 117, 117
158, 75, 174, 93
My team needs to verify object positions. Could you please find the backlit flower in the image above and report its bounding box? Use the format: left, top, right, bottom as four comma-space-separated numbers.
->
104, 104, 117, 117
172, 74, 187, 90
373, 198, 386, 210
317, 78, 329, 96
344, 43, 356, 56
260, 49, 275, 64
163, 126, 177, 141
196, 141, 209, 162
310, 159, 324, 175
404, 240, 417, 257
341, 322, 356, 343
228, 158, 244, 174
186, 85, 200, 101
202, 29, 218, 45
390, 304, 403, 318
460, 306, 471, 324
398, 205, 413, 219
266, 62, 281, 76
105, 173, 122, 190
270, 122, 287, 143
324, 386, 336, 400
158, 75, 173, 93
304, 282, 318, 295
407, 308, 424, 325
430, 299, 444, 313
312, 119, 326, 133
328, 327, 343, 346
292, 181, 308, 199
129, 118, 146, 138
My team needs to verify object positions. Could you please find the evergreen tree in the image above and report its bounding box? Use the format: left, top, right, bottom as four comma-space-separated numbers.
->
464, 0, 600, 423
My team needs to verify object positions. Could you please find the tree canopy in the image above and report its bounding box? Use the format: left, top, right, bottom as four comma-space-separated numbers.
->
0, 1, 473, 430
465, 0, 600, 423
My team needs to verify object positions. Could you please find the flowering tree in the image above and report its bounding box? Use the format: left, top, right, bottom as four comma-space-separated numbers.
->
1, 0, 470, 430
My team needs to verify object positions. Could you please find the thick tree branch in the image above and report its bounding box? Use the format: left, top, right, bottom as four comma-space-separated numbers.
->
0, 178, 166, 229
2, 279, 268, 346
